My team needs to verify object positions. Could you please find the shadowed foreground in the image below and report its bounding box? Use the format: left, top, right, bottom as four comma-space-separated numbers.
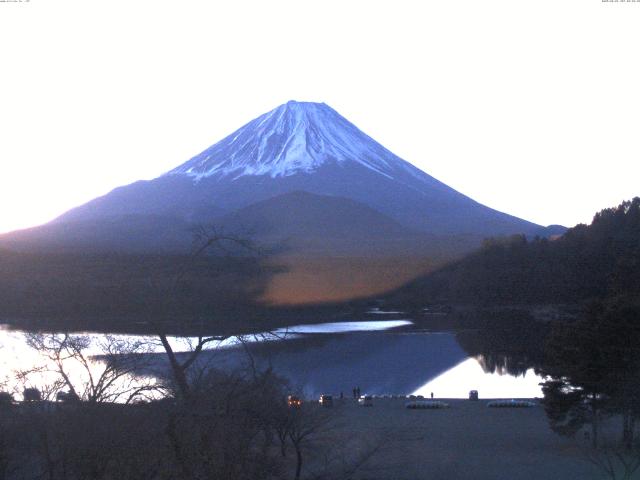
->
328, 398, 599, 480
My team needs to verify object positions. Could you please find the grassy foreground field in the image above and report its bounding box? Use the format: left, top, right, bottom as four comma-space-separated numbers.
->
318, 398, 601, 480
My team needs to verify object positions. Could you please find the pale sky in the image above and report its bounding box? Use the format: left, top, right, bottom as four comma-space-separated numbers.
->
1, 0, 638, 234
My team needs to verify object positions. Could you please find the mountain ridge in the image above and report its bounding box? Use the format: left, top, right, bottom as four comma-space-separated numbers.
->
49, 100, 546, 237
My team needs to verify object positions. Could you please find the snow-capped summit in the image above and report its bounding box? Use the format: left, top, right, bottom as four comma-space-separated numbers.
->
16, 100, 548, 243
167, 100, 417, 181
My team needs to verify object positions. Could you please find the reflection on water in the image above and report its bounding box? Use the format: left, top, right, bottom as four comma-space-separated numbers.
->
214, 329, 468, 399
413, 358, 544, 399
0, 327, 164, 401
0, 321, 412, 400
366, 308, 405, 315
1, 320, 544, 401
199, 324, 544, 399
273, 320, 412, 334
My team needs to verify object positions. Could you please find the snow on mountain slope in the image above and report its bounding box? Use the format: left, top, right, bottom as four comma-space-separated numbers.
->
166, 100, 423, 182
21, 100, 545, 239
159, 100, 540, 236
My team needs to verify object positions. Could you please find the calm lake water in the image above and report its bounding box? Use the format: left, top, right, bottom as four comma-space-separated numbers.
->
0, 319, 544, 401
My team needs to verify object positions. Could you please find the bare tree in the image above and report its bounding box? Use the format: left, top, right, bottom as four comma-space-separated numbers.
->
152, 226, 260, 400
21, 333, 161, 403
286, 405, 334, 480
162, 367, 288, 480
271, 398, 384, 480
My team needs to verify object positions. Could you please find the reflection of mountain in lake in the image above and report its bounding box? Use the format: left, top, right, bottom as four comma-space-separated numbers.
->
1, 320, 545, 400
453, 312, 549, 378
200, 332, 468, 398
413, 358, 543, 399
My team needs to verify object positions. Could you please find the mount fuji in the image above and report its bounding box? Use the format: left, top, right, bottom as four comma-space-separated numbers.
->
0, 101, 559, 302
43, 100, 542, 235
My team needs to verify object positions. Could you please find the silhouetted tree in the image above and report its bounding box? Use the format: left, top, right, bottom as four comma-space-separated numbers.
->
21, 333, 160, 403
539, 301, 640, 448
151, 226, 260, 399
286, 403, 333, 480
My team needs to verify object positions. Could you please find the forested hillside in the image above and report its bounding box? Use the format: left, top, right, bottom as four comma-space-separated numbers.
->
390, 198, 640, 306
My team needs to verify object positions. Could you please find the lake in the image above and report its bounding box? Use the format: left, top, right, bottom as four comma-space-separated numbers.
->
0, 318, 544, 401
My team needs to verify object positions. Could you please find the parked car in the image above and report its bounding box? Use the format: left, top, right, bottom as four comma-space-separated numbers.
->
358, 395, 373, 407
319, 395, 333, 407
56, 391, 80, 403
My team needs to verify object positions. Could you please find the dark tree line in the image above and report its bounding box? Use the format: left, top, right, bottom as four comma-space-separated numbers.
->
391, 197, 640, 306
0, 249, 282, 334
538, 301, 640, 449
